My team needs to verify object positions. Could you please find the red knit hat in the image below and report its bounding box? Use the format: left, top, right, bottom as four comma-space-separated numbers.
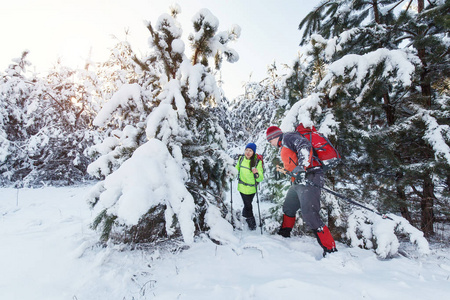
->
266, 126, 282, 141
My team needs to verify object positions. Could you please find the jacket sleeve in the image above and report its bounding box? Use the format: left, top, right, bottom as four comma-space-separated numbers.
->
283, 132, 312, 168
255, 159, 264, 183
235, 157, 241, 179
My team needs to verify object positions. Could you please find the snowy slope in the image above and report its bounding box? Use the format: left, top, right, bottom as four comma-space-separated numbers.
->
1, 186, 449, 300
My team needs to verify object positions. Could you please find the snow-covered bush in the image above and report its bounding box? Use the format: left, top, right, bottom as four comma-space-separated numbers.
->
346, 210, 430, 258
89, 139, 195, 243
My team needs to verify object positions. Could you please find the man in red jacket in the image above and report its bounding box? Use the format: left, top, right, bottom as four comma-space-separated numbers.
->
266, 125, 337, 256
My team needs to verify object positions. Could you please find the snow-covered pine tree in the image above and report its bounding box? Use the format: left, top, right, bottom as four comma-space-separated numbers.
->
392, 0, 450, 236
0, 51, 37, 185
35, 62, 99, 185
87, 5, 241, 245
298, 0, 449, 239
0, 51, 100, 186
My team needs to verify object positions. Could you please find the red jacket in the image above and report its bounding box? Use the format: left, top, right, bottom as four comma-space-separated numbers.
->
279, 132, 313, 173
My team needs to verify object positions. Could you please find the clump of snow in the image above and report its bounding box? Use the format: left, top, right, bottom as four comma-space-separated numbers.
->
86, 125, 140, 177
205, 205, 239, 245
191, 8, 219, 41
299, 148, 311, 167
346, 210, 430, 258
189, 8, 240, 67
280, 93, 322, 131
319, 48, 418, 102
144, 79, 191, 144
278, 93, 340, 138
93, 83, 142, 127
318, 113, 340, 137
171, 38, 185, 53
310, 30, 360, 61
421, 110, 450, 165
169, 3, 181, 15
156, 13, 183, 39
91, 138, 195, 244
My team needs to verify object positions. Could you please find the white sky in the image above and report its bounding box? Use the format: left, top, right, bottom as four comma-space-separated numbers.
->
0, 0, 320, 99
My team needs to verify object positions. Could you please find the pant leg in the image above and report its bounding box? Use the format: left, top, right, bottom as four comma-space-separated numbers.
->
240, 193, 255, 218
282, 185, 300, 218
297, 170, 325, 230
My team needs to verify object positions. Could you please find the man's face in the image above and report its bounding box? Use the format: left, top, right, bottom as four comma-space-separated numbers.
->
269, 138, 278, 147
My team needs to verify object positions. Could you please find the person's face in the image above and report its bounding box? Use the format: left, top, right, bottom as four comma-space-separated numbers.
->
269, 138, 278, 147
244, 148, 254, 159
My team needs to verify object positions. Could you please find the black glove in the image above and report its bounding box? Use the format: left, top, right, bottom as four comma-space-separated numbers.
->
292, 165, 304, 175
292, 166, 306, 184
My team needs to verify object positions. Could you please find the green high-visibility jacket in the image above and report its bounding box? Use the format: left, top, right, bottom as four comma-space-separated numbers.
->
235, 155, 264, 195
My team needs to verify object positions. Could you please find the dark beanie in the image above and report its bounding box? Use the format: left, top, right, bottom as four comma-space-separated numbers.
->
245, 143, 256, 153
266, 126, 282, 141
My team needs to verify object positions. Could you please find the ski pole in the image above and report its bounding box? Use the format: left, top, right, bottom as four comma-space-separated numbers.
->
275, 166, 393, 220
230, 179, 234, 227
254, 174, 263, 234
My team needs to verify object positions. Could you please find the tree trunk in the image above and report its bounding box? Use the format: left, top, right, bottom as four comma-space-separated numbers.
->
383, 93, 396, 126
420, 174, 435, 237
420, 78, 432, 107
325, 94, 332, 108
418, 48, 432, 107
417, 0, 424, 13
372, 0, 380, 24
396, 172, 411, 222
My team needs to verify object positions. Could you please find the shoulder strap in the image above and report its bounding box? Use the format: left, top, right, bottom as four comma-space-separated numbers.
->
237, 155, 243, 179
238, 155, 244, 166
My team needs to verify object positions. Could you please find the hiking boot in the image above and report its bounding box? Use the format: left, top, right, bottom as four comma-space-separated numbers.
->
314, 225, 337, 254
246, 217, 256, 230
277, 227, 292, 238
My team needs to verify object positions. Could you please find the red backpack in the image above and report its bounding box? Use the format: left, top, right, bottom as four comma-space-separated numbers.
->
257, 154, 264, 168
296, 123, 341, 170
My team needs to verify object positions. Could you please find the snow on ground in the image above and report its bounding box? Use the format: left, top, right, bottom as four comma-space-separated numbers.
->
1, 185, 449, 300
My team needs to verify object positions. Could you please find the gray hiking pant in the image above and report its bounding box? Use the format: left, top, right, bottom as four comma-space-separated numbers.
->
283, 169, 324, 230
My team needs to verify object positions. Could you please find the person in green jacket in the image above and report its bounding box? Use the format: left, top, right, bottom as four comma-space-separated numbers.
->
235, 143, 264, 230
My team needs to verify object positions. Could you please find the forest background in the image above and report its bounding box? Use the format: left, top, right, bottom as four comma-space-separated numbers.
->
1, 0, 449, 254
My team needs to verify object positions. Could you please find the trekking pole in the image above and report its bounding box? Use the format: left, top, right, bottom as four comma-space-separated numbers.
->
254, 174, 263, 234
275, 166, 393, 220
230, 179, 234, 227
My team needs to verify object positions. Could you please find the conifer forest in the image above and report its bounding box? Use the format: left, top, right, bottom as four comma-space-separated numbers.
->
1, 0, 449, 250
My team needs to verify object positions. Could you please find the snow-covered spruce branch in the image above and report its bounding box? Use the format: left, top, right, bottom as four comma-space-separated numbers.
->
346, 210, 430, 258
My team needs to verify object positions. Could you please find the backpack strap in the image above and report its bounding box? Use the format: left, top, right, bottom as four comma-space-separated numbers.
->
297, 131, 324, 168
237, 155, 244, 178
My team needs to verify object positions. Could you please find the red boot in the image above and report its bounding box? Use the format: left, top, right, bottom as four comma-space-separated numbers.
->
277, 214, 295, 238
315, 225, 337, 255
